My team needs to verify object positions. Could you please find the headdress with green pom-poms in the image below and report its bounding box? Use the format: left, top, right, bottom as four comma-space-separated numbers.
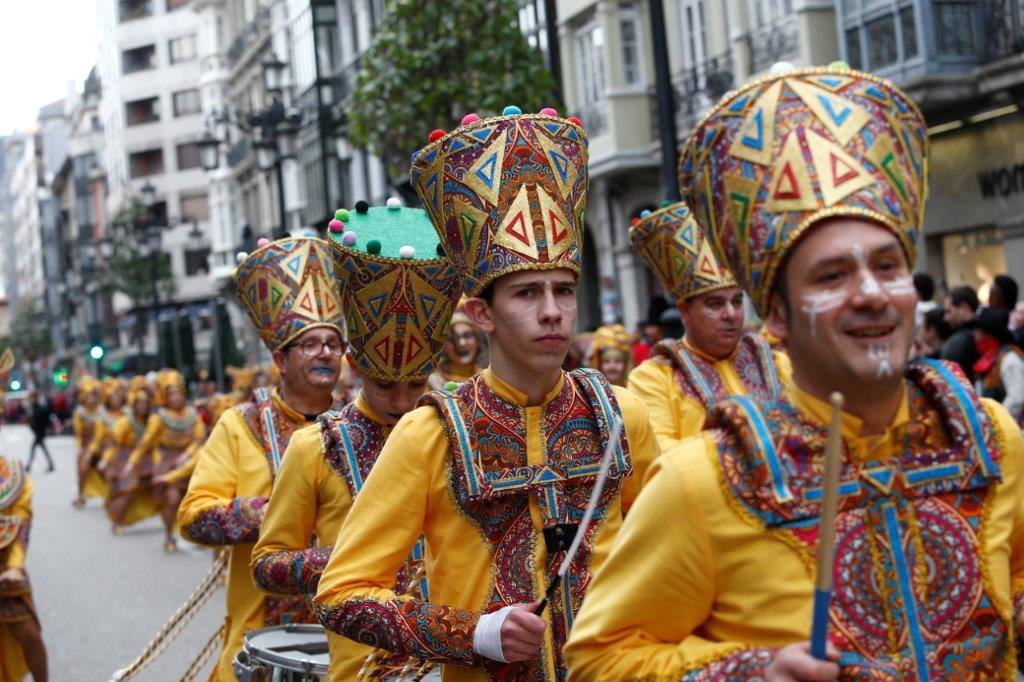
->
326, 201, 461, 382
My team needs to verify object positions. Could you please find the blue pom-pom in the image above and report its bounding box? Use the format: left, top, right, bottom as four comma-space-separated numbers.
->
502, 105, 522, 116
640, 210, 652, 218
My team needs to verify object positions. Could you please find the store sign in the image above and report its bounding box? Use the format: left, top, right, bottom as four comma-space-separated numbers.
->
977, 164, 1024, 198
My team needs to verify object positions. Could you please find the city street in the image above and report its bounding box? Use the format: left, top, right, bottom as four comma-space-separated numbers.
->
1, 424, 221, 681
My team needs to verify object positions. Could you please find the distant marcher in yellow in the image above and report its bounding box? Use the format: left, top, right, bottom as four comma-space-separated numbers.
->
71, 376, 103, 508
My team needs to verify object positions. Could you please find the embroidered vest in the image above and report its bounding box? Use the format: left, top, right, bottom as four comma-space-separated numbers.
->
654, 333, 782, 410
706, 358, 1011, 679
237, 388, 305, 476
0, 457, 25, 551
421, 369, 631, 680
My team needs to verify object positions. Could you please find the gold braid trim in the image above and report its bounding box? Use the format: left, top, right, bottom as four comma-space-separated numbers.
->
864, 508, 899, 655
904, 503, 929, 602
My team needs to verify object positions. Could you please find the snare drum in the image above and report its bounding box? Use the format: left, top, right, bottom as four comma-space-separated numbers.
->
233, 623, 329, 681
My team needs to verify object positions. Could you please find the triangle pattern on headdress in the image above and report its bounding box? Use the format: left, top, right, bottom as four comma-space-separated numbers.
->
452, 195, 488, 262
675, 218, 698, 255
266, 278, 290, 324
536, 185, 572, 262
291, 277, 321, 321
787, 79, 868, 148
533, 126, 579, 201
469, 126, 496, 143
765, 131, 818, 213
807, 129, 874, 207
728, 80, 782, 166
723, 172, 760, 279
694, 239, 724, 285
811, 75, 853, 92
494, 184, 540, 260
465, 129, 508, 206
318, 275, 341, 319
865, 133, 908, 207
404, 325, 429, 368
281, 240, 312, 284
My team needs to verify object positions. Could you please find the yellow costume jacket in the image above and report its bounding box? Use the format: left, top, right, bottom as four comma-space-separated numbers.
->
566, 359, 1024, 680
178, 388, 316, 682
251, 395, 394, 681
314, 368, 659, 681
130, 405, 206, 479
627, 334, 789, 453
0, 457, 34, 682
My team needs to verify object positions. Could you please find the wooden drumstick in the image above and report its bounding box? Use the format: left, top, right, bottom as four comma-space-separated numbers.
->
811, 392, 843, 660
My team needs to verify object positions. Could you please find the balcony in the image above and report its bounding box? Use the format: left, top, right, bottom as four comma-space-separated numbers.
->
748, 15, 799, 75
118, 0, 152, 23
226, 138, 251, 168
577, 101, 609, 137
674, 52, 735, 130
227, 6, 272, 71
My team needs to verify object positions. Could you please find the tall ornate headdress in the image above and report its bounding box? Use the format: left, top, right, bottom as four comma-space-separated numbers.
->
410, 106, 588, 296
679, 65, 927, 315
630, 201, 736, 301
233, 237, 345, 352
588, 324, 632, 367
326, 202, 461, 382
155, 369, 185, 406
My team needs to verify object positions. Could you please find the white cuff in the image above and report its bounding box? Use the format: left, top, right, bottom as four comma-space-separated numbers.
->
472, 605, 517, 662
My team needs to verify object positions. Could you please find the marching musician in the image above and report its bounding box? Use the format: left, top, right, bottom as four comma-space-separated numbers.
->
312, 107, 659, 680
177, 236, 345, 681
565, 63, 1024, 679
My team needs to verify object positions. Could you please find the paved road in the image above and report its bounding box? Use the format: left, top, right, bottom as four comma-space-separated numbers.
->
2, 424, 222, 681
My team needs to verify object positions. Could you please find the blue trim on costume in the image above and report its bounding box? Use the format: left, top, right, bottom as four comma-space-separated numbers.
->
810, 587, 832, 660
883, 503, 930, 680
338, 423, 362, 493
922, 359, 997, 477
676, 346, 717, 408
751, 334, 782, 398
733, 395, 792, 502
578, 369, 627, 473
441, 394, 479, 497
804, 480, 860, 502
905, 463, 962, 486
294, 552, 305, 590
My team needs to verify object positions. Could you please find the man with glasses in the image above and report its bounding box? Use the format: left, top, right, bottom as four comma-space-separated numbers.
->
178, 237, 346, 681
251, 202, 461, 681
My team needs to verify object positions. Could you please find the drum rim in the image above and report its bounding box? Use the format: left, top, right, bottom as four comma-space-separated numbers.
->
242, 623, 330, 674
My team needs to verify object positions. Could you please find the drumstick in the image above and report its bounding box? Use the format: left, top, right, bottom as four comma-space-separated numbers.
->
811, 392, 843, 660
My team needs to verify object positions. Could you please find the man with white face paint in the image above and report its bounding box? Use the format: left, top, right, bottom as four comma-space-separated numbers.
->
627, 201, 789, 452
313, 107, 658, 681
177, 237, 346, 681
567, 63, 1024, 680
251, 203, 462, 681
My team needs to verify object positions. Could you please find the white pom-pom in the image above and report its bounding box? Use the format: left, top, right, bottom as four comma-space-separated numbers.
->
399, 245, 415, 259
387, 197, 402, 210
236, 251, 249, 263
769, 61, 795, 75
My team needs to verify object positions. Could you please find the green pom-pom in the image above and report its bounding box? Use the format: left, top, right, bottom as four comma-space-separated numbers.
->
660, 199, 673, 208
828, 60, 850, 70
335, 208, 350, 221
444, 381, 458, 393
366, 240, 382, 255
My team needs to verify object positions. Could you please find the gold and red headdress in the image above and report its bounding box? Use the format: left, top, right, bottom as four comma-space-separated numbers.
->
588, 324, 632, 368
679, 65, 927, 315
630, 200, 736, 301
326, 202, 461, 382
410, 107, 588, 296
233, 237, 345, 352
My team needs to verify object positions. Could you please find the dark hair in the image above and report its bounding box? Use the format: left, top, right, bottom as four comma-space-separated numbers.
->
922, 308, 952, 341
477, 283, 495, 304
913, 272, 935, 302
949, 285, 979, 313
993, 274, 1019, 308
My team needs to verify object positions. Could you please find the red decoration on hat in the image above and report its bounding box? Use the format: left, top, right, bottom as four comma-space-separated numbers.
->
428, 129, 446, 143
568, 117, 582, 126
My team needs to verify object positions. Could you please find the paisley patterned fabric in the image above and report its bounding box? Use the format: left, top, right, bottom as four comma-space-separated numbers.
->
680, 648, 777, 681
0, 458, 25, 512
690, 359, 1011, 679
181, 496, 268, 546
237, 388, 303, 475
653, 334, 782, 410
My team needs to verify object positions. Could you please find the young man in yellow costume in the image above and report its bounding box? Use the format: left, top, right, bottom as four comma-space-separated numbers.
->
313, 106, 659, 680
71, 376, 103, 508
130, 370, 206, 552
586, 324, 632, 387
102, 386, 159, 535
251, 202, 462, 680
566, 64, 1024, 679
0, 349, 48, 682
178, 236, 345, 682
627, 201, 789, 453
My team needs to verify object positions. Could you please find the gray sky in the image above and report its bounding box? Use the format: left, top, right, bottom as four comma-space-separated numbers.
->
0, 1, 101, 134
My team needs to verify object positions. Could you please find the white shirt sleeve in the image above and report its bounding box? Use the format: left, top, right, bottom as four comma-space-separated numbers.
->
472, 604, 517, 662
999, 351, 1024, 423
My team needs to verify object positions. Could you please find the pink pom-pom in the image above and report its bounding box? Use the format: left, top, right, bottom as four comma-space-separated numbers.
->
461, 113, 480, 125
428, 129, 446, 143
342, 231, 357, 245
539, 107, 558, 117
328, 219, 344, 233
257, 237, 270, 247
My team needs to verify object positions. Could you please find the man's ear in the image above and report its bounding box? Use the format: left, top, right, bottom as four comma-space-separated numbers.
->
272, 349, 288, 372
463, 297, 495, 334
765, 290, 789, 342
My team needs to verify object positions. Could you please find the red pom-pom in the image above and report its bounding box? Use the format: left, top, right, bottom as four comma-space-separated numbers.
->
568, 116, 582, 126
630, 217, 640, 226
428, 129, 446, 143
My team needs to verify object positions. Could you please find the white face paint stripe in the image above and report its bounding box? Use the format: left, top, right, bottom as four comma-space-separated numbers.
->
852, 244, 882, 296
868, 341, 894, 378
800, 290, 847, 338
882, 276, 915, 297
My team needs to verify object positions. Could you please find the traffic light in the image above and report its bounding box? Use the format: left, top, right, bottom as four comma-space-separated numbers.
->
89, 344, 105, 361
52, 367, 69, 387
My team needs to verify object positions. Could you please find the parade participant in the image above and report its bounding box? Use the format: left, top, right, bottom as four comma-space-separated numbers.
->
252, 203, 461, 680
86, 378, 127, 500
177, 236, 345, 682
627, 202, 787, 452
313, 107, 659, 680
0, 349, 48, 682
71, 376, 103, 508
129, 370, 205, 553
102, 387, 158, 535
428, 298, 485, 390
586, 324, 632, 386
566, 64, 1024, 679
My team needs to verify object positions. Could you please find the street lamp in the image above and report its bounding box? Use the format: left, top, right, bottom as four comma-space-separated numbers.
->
140, 181, 157, 209
275, 122, 299, 159
255, 140, 277, 172
262, 56, 287, 93
198, 132, 221, 172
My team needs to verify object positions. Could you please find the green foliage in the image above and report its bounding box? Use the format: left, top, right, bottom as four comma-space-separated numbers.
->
345, 0, 561, 176
104, 199, 176, 304
9, 297, 54, 363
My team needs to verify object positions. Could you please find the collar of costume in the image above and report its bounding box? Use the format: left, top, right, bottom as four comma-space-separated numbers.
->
481, 367, 566, 408
354, 391, 389, 426
630, 201, 736, 301
326, 205, 460, 383
233, 236, 345, 352
410, 110, 588, 297
238, 387, 312, 475
654, 334, 782, 408
679, 65, 927, 316
317, 400, 391, 497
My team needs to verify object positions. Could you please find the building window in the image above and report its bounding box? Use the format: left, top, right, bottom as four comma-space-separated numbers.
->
169, 35, 197, 64
934, 2, 976, 55
368, 0, 387, 33
166, 0, 189, 10
121, 44, 156, 74
620, 4, 645, 85
181, 193, 210, 222
845, 26, 863, 69
128, 149, 164, 178
125, 97, 160, 126
575, 22, 606, 107
750, 0, 793, 27
184, 248, 211, 276
900, 5, 918, 58
176, 142, 202, 171
172, 89, 201, 117
679, 0, 708, 68
866, 13, 898, 68
119, 0, 152, 22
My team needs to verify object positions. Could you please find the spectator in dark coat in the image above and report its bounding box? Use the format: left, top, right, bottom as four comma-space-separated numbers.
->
941, 285, 980, 380
27, 390, 54, 473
